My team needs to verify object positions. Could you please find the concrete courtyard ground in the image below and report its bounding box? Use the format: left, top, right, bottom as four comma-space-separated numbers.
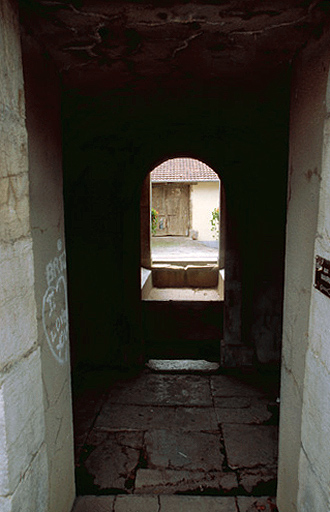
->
151, 236, 218, 263
72, 365, 279, 511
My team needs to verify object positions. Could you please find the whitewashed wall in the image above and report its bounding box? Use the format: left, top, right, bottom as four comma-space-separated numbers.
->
296, 69, 330, 512
190, 181, 220, 241
278, 26, 330, 512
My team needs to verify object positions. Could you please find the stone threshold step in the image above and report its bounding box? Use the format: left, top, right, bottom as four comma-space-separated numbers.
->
152, 260, 218, 265
144, 287, 222, 301
146, 359, 220, 373
73, 494, 277, 512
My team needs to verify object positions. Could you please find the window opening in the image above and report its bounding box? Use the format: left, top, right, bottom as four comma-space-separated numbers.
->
150, 157, 220, 269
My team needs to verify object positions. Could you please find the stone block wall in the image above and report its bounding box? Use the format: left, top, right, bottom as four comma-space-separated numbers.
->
0, 2, 76, 511
0, 0, 48, 510
22, 31, 76, 512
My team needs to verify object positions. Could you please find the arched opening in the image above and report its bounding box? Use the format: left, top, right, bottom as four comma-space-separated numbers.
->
150, 157, 220, 264
141, 158, 225, 279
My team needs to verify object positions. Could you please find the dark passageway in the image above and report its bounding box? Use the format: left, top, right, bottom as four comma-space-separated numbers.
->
62, 87, 289, 370
15, 2, 330, 511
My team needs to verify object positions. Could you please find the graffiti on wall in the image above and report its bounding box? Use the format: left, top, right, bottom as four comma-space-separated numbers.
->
42, 239, 69, 364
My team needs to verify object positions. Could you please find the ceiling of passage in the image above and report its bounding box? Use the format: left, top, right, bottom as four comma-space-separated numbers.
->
19, 0, 330, 94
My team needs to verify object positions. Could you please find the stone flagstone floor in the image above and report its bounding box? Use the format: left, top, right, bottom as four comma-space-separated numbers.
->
73, 495, 278, 511
72, 366, 279, 511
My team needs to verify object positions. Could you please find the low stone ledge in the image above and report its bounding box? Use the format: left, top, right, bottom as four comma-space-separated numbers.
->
152, 264, 218, 288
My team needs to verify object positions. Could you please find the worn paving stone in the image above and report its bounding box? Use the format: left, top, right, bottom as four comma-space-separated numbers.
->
238, 466, 278, 494
145, 429, 224, 470
135, 468, 238, 494
211, 376, 264, 398
74, 393, 106, 461
222, 425, 278, 469
115, 495, 159, 512
107, 373, 213, 406
173, 406, 218, 430
159, 495, 237, 511
83, 431, 143, 491
95, 404, 218, 431
74, 370, 280, 499
237, 496, 277, 511
215, 400, 272, 425
72, 496, 115, 512
214, 397, 251, 408
87, 429, 144, 449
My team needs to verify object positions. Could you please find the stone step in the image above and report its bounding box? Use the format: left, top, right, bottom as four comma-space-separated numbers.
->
72, 494, 277, 512
146, 359, 220, 373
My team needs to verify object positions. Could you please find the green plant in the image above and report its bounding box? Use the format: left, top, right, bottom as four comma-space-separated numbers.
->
151, 207, 159, 235
210, 207, 219, 239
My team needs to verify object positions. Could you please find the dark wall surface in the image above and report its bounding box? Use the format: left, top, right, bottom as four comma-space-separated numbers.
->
62, 77, 290, 370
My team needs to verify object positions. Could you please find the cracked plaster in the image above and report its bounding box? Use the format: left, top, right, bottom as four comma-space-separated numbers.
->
19, 0, 330, 93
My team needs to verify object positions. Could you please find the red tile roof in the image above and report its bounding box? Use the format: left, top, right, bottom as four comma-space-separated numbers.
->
151, 158, 219, 182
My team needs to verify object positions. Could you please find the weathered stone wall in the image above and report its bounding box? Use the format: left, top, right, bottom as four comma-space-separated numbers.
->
277, 26, 330, 512
21, 32, 76, 512
0, 1, 48, 510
